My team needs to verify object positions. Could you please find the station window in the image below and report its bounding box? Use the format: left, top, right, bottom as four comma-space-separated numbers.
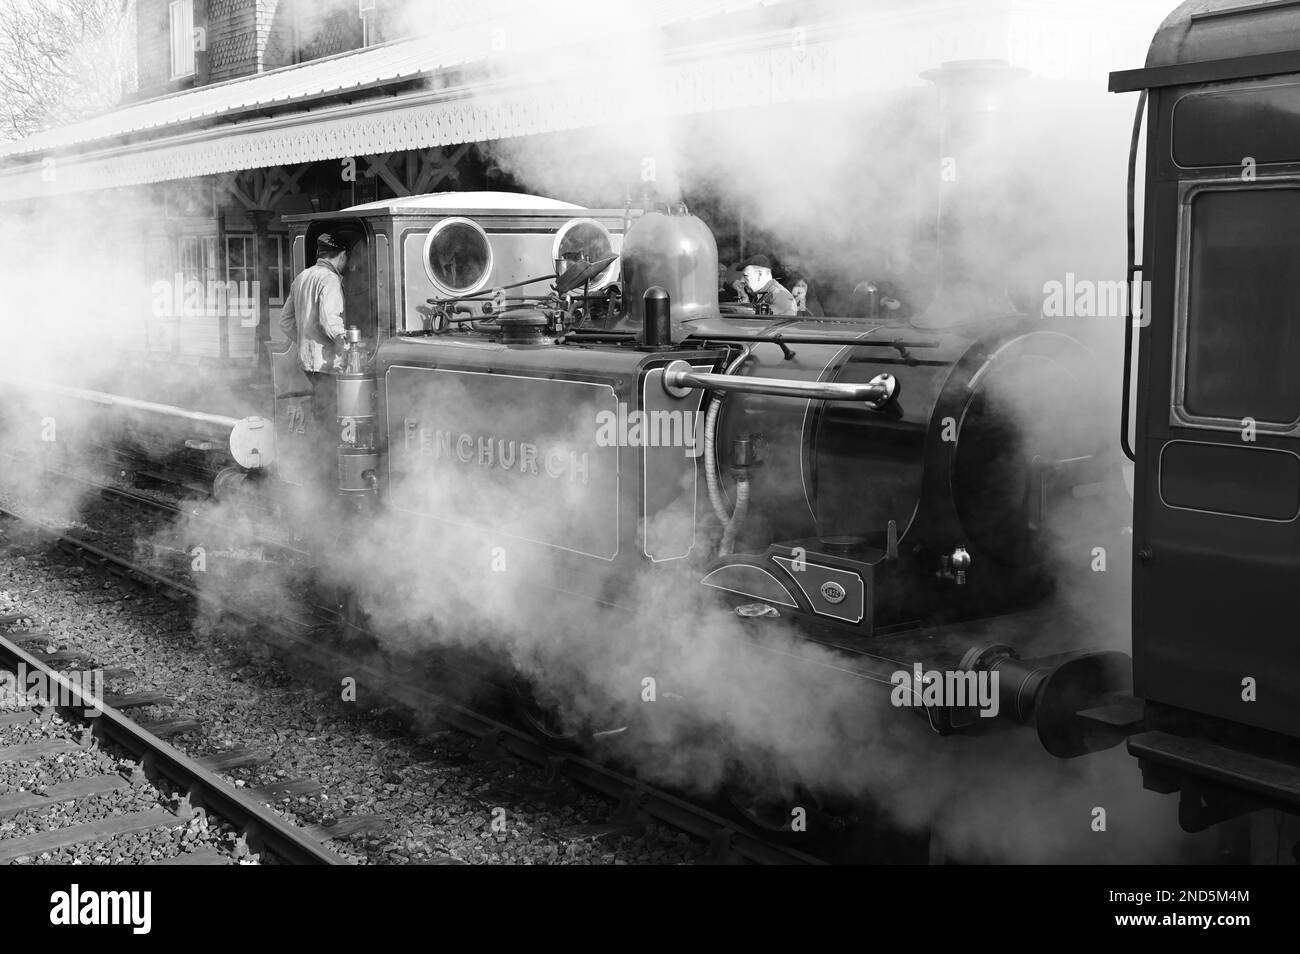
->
224, 234, 291, 305
177, 234, 216, 284
225, 234, 255, 289
170, 1, 196, 79
1183, 187, 1300, 426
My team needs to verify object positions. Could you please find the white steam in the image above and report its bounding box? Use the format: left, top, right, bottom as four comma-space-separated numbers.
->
0, 0, 1201, 862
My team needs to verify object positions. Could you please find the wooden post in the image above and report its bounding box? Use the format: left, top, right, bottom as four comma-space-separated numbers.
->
250, 209, 275, 375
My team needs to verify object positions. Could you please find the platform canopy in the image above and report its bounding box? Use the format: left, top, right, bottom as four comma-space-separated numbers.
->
0, 0, 1165, 201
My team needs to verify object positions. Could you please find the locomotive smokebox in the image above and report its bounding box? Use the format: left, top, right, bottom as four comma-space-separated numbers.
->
914, 59, 1027, 329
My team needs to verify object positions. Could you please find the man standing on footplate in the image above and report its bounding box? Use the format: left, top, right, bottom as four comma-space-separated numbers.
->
278, 231, 352, 431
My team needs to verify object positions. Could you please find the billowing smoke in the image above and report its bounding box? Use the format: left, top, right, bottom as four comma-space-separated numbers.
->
341, 0, 1177, 859
466, 0, 1164, 667
166, 362, 1180, 862
0, 184, 264, 528
0, 0, 1208, 862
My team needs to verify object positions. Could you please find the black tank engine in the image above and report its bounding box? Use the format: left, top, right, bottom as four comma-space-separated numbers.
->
267, 183, 1130, 761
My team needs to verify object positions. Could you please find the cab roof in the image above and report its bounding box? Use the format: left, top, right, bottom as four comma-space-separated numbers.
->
1110, 0, 1300, 92
342, 191, 586, 213
281, 190, 623, 226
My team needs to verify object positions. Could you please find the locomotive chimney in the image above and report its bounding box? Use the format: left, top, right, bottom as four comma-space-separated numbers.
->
913, 60, 1026, 329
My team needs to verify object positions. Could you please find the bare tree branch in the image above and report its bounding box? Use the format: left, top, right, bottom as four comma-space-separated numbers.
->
0, 0, 137, 141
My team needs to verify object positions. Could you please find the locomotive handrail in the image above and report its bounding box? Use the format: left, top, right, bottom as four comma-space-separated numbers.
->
685, 332, 943, 349
1120, 89, 1148, 463
662, 360, 897, 407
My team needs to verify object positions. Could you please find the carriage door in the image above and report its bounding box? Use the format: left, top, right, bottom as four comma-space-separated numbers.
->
1134, 169, 1300, 740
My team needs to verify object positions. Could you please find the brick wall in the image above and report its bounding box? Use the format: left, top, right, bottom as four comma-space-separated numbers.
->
207, 0, 257, 83
137, 0, 420, 98
261, 0, 294, 71
294, 0, 363, 61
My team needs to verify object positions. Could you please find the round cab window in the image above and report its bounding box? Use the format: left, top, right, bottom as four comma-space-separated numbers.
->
553, 218, 617, 291
423, 217, 493, 297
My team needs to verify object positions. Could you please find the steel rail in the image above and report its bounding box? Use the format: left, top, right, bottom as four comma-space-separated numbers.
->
0, 626, 345, 865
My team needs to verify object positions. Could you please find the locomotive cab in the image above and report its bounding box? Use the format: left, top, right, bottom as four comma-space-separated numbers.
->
266, 217, 379, 489
270, 194, 628, 492
1112, 0, 1300, 831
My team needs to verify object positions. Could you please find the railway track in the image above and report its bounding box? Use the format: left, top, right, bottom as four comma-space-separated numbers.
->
0, 620, 344, 865
0, 494, 826, 864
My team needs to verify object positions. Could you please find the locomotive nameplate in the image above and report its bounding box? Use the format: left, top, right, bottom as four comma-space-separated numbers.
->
385, 366, 620, 560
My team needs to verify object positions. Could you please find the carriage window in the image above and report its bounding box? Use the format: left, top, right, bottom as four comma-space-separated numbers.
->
1184, 188, 1300, 424
1175, 85, 1300, 167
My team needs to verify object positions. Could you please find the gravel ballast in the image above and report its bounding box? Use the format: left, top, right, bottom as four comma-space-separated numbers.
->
0, 473, 707, 865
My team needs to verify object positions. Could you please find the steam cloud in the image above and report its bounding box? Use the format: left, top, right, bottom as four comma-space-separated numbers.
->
0, 0, 1209, 862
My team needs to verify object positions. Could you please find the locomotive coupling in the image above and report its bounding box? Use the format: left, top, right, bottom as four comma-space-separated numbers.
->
662, 359, 899, 407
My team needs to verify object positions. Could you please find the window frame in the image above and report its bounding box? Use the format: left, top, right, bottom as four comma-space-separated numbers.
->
224, 233, 255, 285
268, 234, 288, 305
169, 0, 196, 80
1171, 176, 1300, 435
222, 233, 291, 306
177, 233, 217, 285
421, 216, 494, 298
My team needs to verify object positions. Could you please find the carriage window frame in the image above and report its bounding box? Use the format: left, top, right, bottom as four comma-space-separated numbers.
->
1171, 177, 1300, 435
1171, 80, 1300, 170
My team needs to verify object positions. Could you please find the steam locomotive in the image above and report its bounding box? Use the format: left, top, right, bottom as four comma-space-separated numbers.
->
256, 156, 1135, 777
